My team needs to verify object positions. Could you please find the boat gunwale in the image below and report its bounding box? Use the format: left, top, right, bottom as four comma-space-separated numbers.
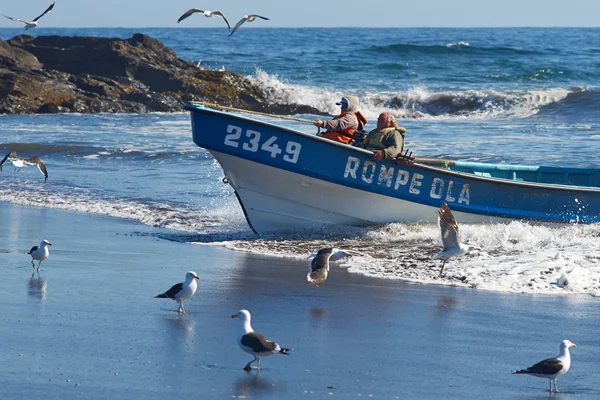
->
186, 104, 600, 194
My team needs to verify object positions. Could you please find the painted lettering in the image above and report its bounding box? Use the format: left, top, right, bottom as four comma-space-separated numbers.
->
445, 180, 456, 202
409, 173, 424, 194
362, 161, 376, 184
377, 165, 395, 187
458, 184, 470, 204
394, 170, 410, 190
344, 157, 360, 179
430, 178, 445, 199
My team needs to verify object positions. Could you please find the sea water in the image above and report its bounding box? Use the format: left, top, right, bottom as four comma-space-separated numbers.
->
1, 27, 600, 295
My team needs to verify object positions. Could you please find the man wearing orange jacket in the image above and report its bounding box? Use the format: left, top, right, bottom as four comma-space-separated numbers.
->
313, 95, 365, 144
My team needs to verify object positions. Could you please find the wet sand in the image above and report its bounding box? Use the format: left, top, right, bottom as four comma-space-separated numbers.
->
1, 202, 599, 400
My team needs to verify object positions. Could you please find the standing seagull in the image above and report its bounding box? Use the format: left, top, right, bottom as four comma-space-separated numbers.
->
154, 271, 200, 313
2, 2, 55, 29
28, 240, 52, 271
307, 248, 352, 287
231, 309, 290, 371
513, 339, 577, 393
0, 151, 49, 181
177, 9, 231, 30
229, 14, 269, 36
433, 202, 480, 277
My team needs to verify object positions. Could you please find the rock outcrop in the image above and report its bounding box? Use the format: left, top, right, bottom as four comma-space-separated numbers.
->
0, 33, 322, 115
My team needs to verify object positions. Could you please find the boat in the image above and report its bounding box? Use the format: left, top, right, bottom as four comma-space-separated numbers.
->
185, 103, 600, 234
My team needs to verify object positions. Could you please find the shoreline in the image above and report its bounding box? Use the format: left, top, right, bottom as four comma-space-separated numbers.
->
1, 201, 599, 399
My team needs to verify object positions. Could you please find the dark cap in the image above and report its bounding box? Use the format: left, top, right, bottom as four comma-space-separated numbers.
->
335, 97, 349, 106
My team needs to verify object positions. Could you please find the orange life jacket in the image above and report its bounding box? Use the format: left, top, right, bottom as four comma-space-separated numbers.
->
323, 111, 368, 144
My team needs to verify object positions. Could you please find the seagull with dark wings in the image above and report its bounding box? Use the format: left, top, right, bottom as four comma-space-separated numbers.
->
177, 9, 231, 30
0, 151, 49, 181
229, 14, 269, 36
433, 203, 480, 277
2, 2, 55, 29
307, 247, 352, 287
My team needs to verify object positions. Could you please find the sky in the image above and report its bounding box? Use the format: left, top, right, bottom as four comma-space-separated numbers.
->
0, 0, 599, 28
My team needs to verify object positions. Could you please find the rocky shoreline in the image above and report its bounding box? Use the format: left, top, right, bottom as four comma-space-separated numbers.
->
0, 33, 322, 115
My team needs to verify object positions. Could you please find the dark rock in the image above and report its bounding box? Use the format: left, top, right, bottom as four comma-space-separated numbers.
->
0, 33, 318, 115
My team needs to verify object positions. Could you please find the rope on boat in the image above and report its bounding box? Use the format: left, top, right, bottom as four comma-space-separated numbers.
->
189, 101, 317, 124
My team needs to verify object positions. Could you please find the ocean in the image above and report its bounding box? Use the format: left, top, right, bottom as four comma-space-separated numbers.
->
1, 27, 600, 296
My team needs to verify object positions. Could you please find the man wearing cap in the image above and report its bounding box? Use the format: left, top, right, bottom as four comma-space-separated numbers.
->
361, 112, 406, 161
313, 95, 361, 144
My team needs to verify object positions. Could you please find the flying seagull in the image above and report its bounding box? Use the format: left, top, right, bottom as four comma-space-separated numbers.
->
28, 240, 52, 271
513, 339, 577, 393
307, 248, 352, 287
433, 202, 480, 277
177, 9, 231, 30
229, 14, 269, 36
231, 309, 290, 371
0, 151, 49, 181
154, 271, 200, 313
2, 2, 55, 29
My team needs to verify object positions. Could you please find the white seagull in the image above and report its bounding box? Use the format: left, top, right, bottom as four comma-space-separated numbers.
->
177, 9, 231, 31
513, 339, 577, 393
433, 202, 480, 277
0, 151, 49, 181
2, 2, 55, 29
231, 309, 290, 371
307, 247, 352, 287
229, 14, 270, 36
28, 240, 52, 271
154, 271, 200, 313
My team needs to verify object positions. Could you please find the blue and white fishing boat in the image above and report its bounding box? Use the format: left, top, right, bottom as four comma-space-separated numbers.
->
186, 103, 600, 234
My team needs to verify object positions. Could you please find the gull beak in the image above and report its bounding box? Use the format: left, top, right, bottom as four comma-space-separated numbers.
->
195, 275, 200, 280
48, 242, 53, 246
571, 343, 577, 348
231, 314, 238, 318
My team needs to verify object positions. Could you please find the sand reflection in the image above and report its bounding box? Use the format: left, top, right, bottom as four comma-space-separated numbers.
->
28, 272, 47, 300
234, 373, 275, 397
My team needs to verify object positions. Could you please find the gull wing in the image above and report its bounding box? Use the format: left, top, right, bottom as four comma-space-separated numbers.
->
518, 357, 563, 375
27, 156, 48, 181
2, 15, 31, 24
248, 14, 270, 20
437, 203, 460, 251
0, 151, 20, 169
229, 17, 248, 36
241, 332, 278, 353
156, 282, 184, 299
32, 2, 55, 22
212, 11, 231, 30
177, 8, 204, 23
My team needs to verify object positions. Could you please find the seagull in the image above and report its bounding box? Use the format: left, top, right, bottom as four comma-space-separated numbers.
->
229, 14, 269, 36
0, 151, 49, 181
433, 202, 480, 277
2, 2, 55, 29
513, 339, 577, 393
231, 309, 290, 371
154, 271, 200, 313
28, 240, 52, 271
177, 9, 231, 30
307, 248, 352, 287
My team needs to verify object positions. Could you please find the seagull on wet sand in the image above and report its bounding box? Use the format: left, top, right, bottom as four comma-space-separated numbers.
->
154, 271, 200, 313
2, 2, 55, 29
229, 14, 270, 36
177, 9, 231, 30
433, 203, 480, 277
0, 151, 49, 181
231, 309, 290, 371
307, 248, 352, 287
28, 240, 52, 271
513, 339, 577, 393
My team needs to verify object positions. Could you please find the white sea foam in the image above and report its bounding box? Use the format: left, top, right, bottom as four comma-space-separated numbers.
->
248, 69, 573, 120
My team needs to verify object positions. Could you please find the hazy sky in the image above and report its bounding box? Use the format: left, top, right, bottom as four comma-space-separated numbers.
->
1, 0, 599, 28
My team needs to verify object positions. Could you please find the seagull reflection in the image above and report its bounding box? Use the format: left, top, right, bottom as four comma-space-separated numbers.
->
164, 314, 196, 336
436, 295, 457, 310
310, 307, 326, 318
234, 373, 274, 397
28, 272, 47, 300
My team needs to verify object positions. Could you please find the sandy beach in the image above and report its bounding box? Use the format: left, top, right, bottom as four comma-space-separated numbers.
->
1, 201, 599, 400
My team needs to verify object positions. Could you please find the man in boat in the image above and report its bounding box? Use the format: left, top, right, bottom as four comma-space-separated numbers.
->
313, 95, 367, 144
360, 112, 407, 161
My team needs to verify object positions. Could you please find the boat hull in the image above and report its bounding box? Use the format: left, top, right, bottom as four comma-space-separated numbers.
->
187, 104, 600, 233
